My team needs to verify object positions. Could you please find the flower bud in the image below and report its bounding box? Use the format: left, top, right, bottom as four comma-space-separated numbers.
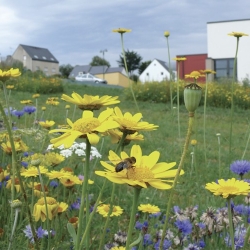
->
184, 83, 202, 116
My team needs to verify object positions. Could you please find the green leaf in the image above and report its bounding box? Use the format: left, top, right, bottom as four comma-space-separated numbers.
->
67, 223, 77, 246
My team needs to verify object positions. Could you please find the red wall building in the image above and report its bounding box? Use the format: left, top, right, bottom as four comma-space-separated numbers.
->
176, 54, 207, 83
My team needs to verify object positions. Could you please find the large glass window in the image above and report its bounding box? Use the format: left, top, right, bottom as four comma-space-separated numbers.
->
214, 58, 236, 79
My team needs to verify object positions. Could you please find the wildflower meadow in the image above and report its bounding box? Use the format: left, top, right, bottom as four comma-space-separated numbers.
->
1, 30, 250, 250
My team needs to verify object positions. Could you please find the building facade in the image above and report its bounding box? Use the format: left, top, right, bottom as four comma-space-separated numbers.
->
12, 44, 59, 75
207, 19, 250, 81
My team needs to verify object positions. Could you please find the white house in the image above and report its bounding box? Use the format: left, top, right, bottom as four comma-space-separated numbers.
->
207, 19, 250, 81
139, 59, 171, 83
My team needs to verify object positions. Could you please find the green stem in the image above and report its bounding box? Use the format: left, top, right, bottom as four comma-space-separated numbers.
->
75, 138, 91, 249
217, 134, 221, 178
0, 103, 39, 249
125, 187, 141, 249
120, 33, 139, 112
79, 179, 107, 248
159, 114, 194, 249
8, 208, 19, 250
98, 132, 127, 249
166, 37, 173, 111
227, 198, 235, 250
37, 165, 51, 250
176, 62, 181, 139
229, 37, 239, 164
203, 74, 208, 164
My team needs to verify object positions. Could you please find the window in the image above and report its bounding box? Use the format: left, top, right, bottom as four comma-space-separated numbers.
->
146, 73, 149, 76
52, 68, 56, 73
23, 55, 26, 60
42, 56, 47, 60
161, 72, 163, 75
34, 55, 38, 59
214, 58, 236, 79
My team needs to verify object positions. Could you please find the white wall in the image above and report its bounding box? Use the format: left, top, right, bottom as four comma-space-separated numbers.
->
139, 59, 170, 83
207, 19, 250, 81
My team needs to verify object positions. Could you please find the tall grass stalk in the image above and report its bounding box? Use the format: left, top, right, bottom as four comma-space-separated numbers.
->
229, 37, 239, 164
203, 74, 209, 164
159, 114, 193, 249
120, 33, 139, 112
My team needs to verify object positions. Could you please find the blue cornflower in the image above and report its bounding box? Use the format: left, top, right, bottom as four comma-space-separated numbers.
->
233, 204, 247, 215
21, 161, 29, 168
144, 234, 153, 246
197, 222, 206, 230
154, 239, 172, 250
23, 225, 35, 243
23, 106, 36, 115
149, 211, 162, 218
12, 110, 25, 118
135, 221, 143, 230
174, 219, 193, 235
36, 226, 46, 239
198, 240, 205, 248
173, 205, 181, 213
230, 160, 250, 177
70, 198, 81, 210
50, 180, 59, 188
4, 107, 14, 115
225, 225, 246, 249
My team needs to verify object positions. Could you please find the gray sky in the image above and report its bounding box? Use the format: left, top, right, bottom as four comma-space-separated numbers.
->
1, 0, 250, 68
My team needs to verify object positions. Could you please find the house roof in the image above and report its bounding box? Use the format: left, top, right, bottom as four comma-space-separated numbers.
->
154, 59, 169, 71
19, 44, 59, 63
69, 65, 126, 77
89, 65, 109, 75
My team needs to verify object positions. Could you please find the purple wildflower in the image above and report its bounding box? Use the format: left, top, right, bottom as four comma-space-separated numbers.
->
230, 160, 250, 177
49, 180, 58, 188
21, 161, 29, 168
36, 226, 46, 239
12, 110, 25, 118
174, 219, 193, 235
144, 233, 153, 246
154, 239, 172, 250
135, 221, 143, 230
23, 106, 36, 115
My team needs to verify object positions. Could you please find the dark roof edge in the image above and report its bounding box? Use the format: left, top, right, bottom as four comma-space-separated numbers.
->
207, 18, 250, 24
176, 53, 207, 57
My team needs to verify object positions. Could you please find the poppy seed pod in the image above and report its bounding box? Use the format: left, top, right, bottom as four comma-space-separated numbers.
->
184, 83, 202, 116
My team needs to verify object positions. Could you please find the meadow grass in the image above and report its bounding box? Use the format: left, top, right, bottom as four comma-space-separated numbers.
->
1, 81, 250, 249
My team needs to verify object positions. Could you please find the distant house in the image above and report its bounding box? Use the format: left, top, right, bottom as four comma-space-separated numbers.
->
12, 44, 59, 75
139, 59, 171, 83
69, 65, 129, 87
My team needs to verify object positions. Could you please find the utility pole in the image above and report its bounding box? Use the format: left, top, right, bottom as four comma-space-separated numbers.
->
100, 49, 107, 79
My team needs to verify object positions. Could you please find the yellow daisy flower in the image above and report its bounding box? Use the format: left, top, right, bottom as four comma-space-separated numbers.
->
59, 175, 83, 187
57, 202, 68, 214
111, 247, 125, 250
21, 166, 48, 178
97, 204, 123, 217
68, 217, 78, 228
33, 197, 59, 222
108, 129, 144, 144
33, 183, 49, 197
95, 144, 184, 189
0, 68, 21, 81
1, 140, 24, 155
112, 28, 131, 34
46, 170, 72, 180
228, 32, 248, 38
112, 107, 158, 134
49, 109, 119, 148
65, 105, 71, 109
39, 120, 55, 129
138, 203, 160, 214
205, 178, 250, 199
44, 152, 65, 167
46, 100, 59, 106
6, 85, 14, 89
41, 106, 46, 111
200, 69, 216, 75
32, 94, 40, 98
185, 71, 205, 80
61, 93, 120, 111
20, 100, 33, 104
0, 167, 4, 182
6, 178, 21, 192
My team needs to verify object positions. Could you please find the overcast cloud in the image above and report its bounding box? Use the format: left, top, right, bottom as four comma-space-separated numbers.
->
1, 0, 250, 69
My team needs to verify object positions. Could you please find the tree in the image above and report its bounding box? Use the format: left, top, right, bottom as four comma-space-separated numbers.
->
90, 56, 110, 67
59, 64, 74, 78
138, 60, 151, 75
117, 50, 142, 76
